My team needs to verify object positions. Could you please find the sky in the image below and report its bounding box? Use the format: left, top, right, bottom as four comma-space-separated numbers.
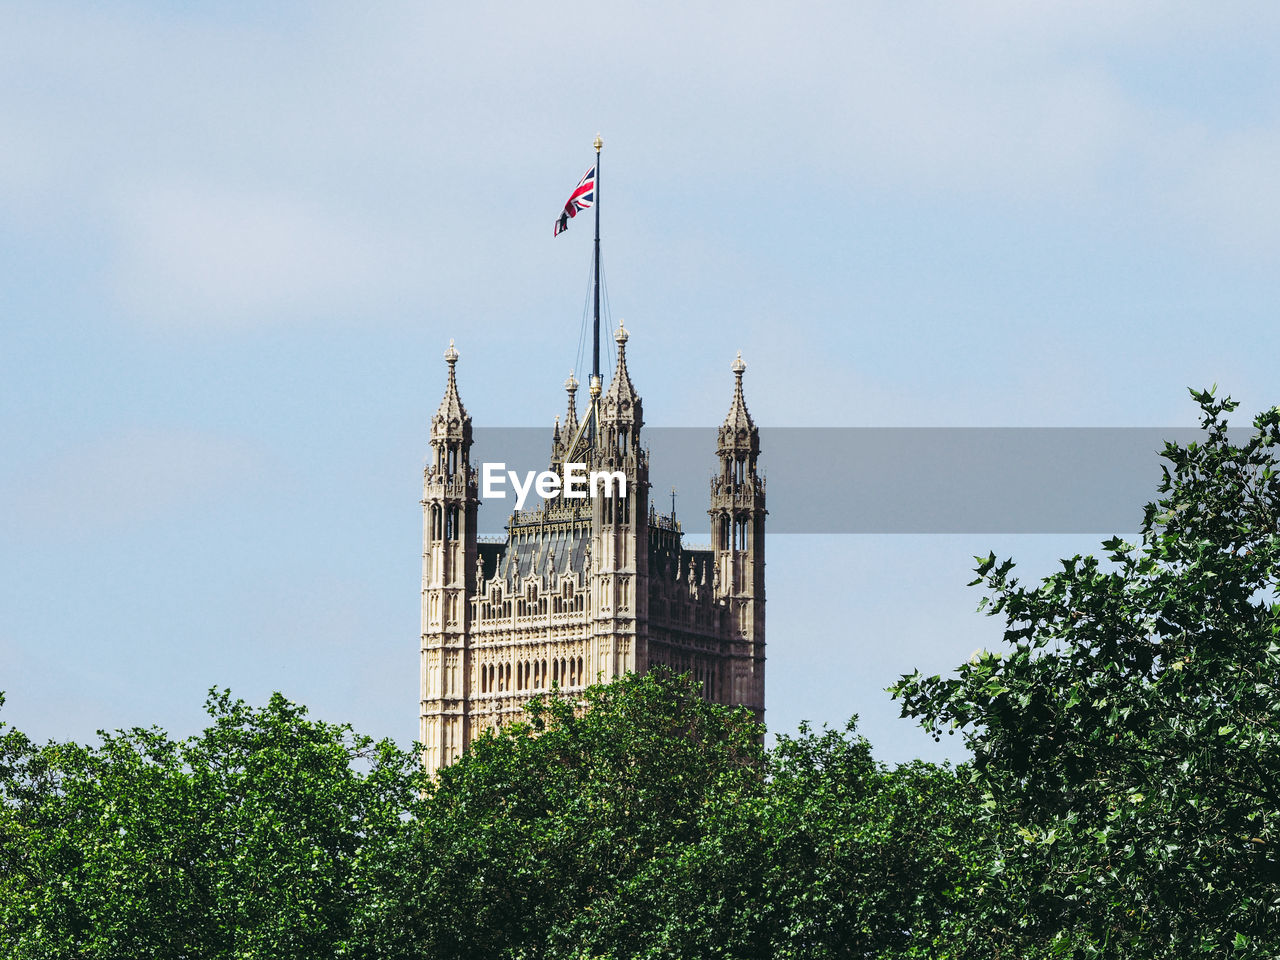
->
3, 2, 1280, 764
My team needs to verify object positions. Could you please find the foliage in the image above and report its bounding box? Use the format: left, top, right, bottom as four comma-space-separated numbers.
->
11, 387, 1280, 960
568, 723, 992, 960
0, 690, 420, 959
350, 669, 768, 958
893, 390, 1280, 956
350, 671, 992, 960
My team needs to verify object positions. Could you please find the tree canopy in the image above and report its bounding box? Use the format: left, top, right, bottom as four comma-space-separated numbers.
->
5, 389, 1280, 958
895, 390, 1280, 956
0, 691, 418, 959
1, 676, 985, 959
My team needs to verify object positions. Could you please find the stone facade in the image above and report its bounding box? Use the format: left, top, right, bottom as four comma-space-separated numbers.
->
419, 324, 765, 775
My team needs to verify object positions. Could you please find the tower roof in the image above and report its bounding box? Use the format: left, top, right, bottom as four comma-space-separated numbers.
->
718, 351, 757, 454
431, 339, 472, 443
602, 320, 641, 422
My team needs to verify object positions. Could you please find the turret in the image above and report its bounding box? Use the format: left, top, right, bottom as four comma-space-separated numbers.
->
709, 352, 766, 718
421, 340, 480, 775
592, 320, 649, 681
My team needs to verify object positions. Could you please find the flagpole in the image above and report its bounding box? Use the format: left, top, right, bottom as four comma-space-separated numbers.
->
592, 134, 602, 385
591, 134, 603, 446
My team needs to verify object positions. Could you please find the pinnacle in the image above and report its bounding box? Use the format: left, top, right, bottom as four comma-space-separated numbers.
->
564, 369, 580, 434
432, 339, 470, 440
603, 319, 639, 410
719, 350, 756, 453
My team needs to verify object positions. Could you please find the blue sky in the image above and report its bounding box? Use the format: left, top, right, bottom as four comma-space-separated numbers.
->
3, 2, 1279, 762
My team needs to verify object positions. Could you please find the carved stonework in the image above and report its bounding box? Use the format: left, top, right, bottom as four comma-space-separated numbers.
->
420, 327, 765, 776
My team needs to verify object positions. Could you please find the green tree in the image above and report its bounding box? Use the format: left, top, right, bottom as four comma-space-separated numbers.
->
351, 669, 767, 959
0, 690, 419, 959
893, 391, 1280, 956
573, 722, 999, 960
356, 671, 1001, 960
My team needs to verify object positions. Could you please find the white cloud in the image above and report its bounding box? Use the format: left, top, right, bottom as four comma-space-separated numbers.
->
2, 0, 1280, 319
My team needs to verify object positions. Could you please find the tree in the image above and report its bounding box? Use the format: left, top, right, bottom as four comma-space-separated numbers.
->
0, 690, 420, 959
893, 390, 1280, 956
350, 669, 767, 959
574, 722, 998, 960
354, 671, 999, 960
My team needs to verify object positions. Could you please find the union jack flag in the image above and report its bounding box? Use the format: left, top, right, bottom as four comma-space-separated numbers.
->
553, 165, 595, 236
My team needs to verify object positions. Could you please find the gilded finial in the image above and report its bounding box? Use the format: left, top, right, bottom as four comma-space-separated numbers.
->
445, 339, 459, 366
615, 318, 629, 345
564, 369, 579, 393
732, 350, 745, 377
594, 134, 603, 152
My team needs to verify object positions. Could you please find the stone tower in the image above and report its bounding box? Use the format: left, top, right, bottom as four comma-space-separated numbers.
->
591, 322, 649, 684
419, 340, 479, 773
709, 351, 766, 718
419, 325, 765, 775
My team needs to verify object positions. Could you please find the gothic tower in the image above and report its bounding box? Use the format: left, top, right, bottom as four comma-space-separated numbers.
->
418, 329, 765, 777
420, 340, 479, 772
592, 321, 650, 682
709, 352, 766, 721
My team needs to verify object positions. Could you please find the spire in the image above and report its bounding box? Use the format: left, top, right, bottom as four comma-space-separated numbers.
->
718, 350, 757, 455
431, 339, 471, 444
602, 319, 640, 413
563, 369, 580, 435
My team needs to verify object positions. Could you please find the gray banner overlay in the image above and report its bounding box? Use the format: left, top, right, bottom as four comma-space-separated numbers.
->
468, 427, 1220, 535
